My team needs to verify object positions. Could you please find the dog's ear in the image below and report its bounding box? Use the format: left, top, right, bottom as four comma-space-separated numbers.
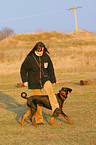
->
68, 88, 72, 93
60, 87, 66, 91
59, 87, 65, 93
60, 87, 72, 93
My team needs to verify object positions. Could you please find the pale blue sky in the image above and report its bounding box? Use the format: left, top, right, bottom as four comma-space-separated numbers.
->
0, 0, 96, 33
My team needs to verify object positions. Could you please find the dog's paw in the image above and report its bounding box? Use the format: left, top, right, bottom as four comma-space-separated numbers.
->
70, 121, 74, 125
33, 124, 38, 127
22, 124, 25, 127
51, 123, 54, 126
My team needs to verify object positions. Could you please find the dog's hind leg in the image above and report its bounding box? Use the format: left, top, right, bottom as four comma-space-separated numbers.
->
22, 107, 31, 126
30, 107, 38, 127
31, 116, 38, 127
50, 117, 54, 126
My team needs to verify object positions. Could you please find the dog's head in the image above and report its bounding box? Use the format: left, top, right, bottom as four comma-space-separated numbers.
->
59, 87, 72, 100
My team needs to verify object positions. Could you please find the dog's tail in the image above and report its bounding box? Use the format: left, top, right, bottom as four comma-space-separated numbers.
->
21, 92, 28, 99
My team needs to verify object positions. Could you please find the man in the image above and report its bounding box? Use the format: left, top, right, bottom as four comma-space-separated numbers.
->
20, 42, 61, 125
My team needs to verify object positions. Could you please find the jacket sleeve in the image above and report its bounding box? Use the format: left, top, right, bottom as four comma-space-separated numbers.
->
20, 56, 29, 83
47, 56, 56, 83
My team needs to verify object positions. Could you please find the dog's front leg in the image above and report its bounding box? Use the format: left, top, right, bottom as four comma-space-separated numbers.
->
51, 117, 54, 126
61, 111, 74, 124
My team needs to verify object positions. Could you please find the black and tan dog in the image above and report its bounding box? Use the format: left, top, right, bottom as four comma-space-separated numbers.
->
21, 87, 74, 127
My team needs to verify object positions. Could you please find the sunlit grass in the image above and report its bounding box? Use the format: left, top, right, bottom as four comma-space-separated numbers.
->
0, 30, 96, 145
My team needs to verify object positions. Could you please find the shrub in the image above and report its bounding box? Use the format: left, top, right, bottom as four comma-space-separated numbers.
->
0, 27, 14, 41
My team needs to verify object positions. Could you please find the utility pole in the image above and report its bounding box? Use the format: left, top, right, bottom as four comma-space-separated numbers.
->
67, 6, 82, 32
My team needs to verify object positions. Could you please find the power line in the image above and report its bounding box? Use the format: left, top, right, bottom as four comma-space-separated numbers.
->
0, 9, 67, 22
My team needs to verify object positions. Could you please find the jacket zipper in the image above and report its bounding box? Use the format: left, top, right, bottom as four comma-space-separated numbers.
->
39, 56, 42, 88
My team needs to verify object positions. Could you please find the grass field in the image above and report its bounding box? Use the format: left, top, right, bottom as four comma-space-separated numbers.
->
0, 30, 96, 145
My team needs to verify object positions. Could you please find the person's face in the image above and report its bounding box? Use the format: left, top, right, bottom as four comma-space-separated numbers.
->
37, 46, 44, 52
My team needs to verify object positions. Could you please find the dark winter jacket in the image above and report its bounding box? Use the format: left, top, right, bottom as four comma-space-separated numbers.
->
20, 52, 56, 89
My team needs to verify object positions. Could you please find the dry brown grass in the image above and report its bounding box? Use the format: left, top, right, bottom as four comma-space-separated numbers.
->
0, 30, 96, 71
0, 30, 96, 47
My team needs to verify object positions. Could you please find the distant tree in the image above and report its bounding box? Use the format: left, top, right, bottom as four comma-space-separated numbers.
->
0, 27, 14, 41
